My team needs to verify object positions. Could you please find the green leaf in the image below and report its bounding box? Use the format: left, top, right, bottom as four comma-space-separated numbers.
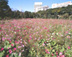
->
4, 45, 11, 49
60, 47, 65, 52
52, 49, 55, 52
10, 53, 18, 57
0, 51, 5, 57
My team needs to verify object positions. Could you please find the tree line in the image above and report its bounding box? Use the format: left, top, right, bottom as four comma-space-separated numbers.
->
37, 5, 72, 19
0, 0, 72, 20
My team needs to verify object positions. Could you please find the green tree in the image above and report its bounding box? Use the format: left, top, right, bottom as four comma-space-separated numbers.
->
0, 0, 12, 19
24, 11, 33, 18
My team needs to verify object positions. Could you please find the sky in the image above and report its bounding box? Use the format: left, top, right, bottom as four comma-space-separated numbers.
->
8, 0, 72, 12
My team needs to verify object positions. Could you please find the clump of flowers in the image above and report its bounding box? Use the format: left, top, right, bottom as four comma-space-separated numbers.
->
0, 19, 72, 57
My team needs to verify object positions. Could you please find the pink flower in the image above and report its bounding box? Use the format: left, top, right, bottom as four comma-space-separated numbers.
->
45, 49, 48, 52
57, 56, 59, 57
60, 55, 65, 57
59, 52, 62, 55
6, 55, 9, 57
30, 37, 32, 40
46, 51, 50, 54
9, 41, 11, 43
11, 44, 14, 47
22, 45, 24, 47
68, 46, 70, 49
28, 40, 30, 42
15, 41, 19, 44
2, 38, 5, 41
65, 31, 68, 34
18, 46, 21, 48
1, 48, 4, 51
45, 49, 50, 54
56, 51, 58, 55
67, 36, 70, 39
44, 42, 46, 43
9, 49, 12, 54
36, 32, 38, 34
8, 47, 10, 49
0, 30, 2, 31
44, 27, 47, 29
6, 35, 8, 37
52, 53, 54, 56
13, 48, 16, 51
47, 30, 49, 32
52, 38, 55, 40
42, 43, 45, 46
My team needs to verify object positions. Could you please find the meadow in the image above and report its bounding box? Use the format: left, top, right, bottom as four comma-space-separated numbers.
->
0, 19, 72, 57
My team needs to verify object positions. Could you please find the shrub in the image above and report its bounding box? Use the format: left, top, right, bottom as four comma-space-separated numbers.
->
69, 15, 72, 20
62, 13, 69, 19
0, 17, 2, 20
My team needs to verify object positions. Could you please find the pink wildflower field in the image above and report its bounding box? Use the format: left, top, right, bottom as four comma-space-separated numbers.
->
0, 19, 72, 57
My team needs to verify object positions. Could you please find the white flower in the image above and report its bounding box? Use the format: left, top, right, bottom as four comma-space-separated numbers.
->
19, 52, 21, 56
51, 36, 53, 38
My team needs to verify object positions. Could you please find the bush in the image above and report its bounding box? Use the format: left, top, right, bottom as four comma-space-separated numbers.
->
69, 15, 72, 20
58, 15, 63, 19
58, 13, 69, 19
62, 13, 69, 19
0, 17, 2, 20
